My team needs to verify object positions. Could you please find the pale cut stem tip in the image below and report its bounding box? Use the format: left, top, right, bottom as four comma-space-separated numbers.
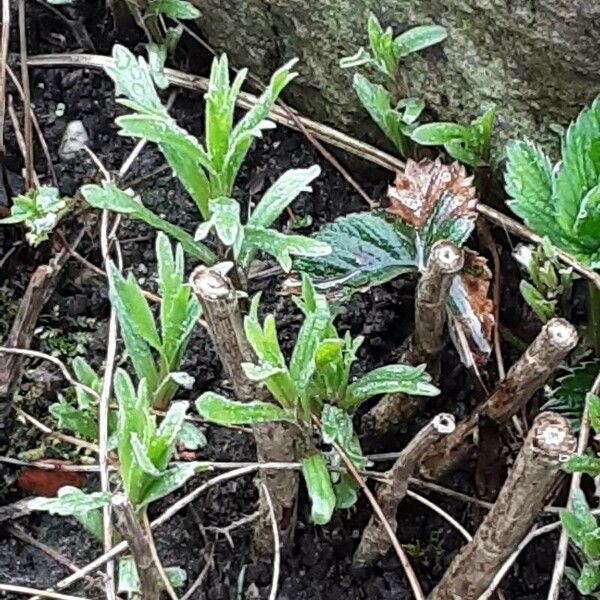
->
545, 318, 579, 350
533, 411, 577, 461
433, 413, 456, 435
429, 241, 464, 273
190, 266, 233, 300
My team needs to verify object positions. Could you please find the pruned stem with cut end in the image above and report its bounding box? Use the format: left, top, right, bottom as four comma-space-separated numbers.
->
111, 494, 162, 600
190, 266, 299, 555
354, 414, 455, 565
367, 242, 463, 433
429, 412, 576, 600
419, 317, 578, 479
190, 266, 256, 400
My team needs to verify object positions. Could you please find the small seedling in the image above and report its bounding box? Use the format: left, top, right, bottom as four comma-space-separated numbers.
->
30, 368, 199, 596
411, 106, 495, 167
0, 186, 69, 246
196, 276, 438, 523
341, 13, 446, 157
514, 238, 577, 322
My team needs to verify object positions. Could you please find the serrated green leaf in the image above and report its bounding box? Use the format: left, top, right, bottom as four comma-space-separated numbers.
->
249, 166, 321, 228
345, 364, 439, 410
50, 398, 98, 441
577, 563, 600, 595
196, 392, 292, 425
302, 452, 336, 525
148, 0, 201, 19
81, 182, 215, 264
294, 212, 417, 296
575, 182, 600, 243
393, 25, 447, 58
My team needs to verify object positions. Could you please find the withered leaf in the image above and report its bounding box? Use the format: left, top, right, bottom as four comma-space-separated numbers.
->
448, 250, 495, 368
387, 159, 477, 230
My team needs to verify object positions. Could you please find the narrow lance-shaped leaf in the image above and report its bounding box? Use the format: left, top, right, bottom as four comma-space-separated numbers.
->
393, 25, 447, 58
301, 452, 336, 525
196, 392, 293, 425
140, 463, 200, 507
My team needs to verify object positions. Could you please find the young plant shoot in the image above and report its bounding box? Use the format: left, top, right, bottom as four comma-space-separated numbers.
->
196, 276, 439, 524
340, 13, 447, 157
30, 369, 199, 598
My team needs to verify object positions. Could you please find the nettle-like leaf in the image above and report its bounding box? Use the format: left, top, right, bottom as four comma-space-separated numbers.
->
411, 107, 495, 167
294, 159, 492, 367
0, 186, 68, 246
544, 361, 600, 429
29, 487, 111, 517
505, 97, 600, 267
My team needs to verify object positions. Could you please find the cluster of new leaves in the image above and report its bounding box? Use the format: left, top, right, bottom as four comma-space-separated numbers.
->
105, 45, 295, 220
560, 488, 600, 595
293, 159, 495, 367
513, 238, 577, 323
0, 186, 68, 246
544, 360, 600, 430
340, 14, 446, 157
196, 277, 439, 523
411, 107, 495, 167
195, 166, 331, 272
505, 96, 600, 268
108, 232, 202, 410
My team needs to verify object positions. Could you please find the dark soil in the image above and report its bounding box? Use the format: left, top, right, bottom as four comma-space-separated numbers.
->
0, 3, 584, 599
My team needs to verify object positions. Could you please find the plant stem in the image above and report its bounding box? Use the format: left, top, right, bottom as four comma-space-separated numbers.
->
190, 266, 256, 400
588, 281, 600, 356
367, 242, 463, 432
419, 318, 578, 479
190, 266, 300, 555
354, 414, 456, 565
429, 412, 576, 600
111, 495, 162, 600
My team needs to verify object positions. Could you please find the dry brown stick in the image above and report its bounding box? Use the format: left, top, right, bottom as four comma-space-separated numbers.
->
111, 494, 162, 600
6, 65, 58, 186
0, 228, 84, 441
429, 412, 576, 600
546, 369, 600, 600
7, 94, 40, 186
368, 242, 463, 432
354, 414, 456, 565
189, 265, 300, 556
25, 52, 600, 289
17, 0, 34, 190
419, 317, 579, 479
0, 0, 10, 158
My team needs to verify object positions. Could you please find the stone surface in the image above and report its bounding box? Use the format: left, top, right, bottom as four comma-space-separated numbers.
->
194, 0, 600, 156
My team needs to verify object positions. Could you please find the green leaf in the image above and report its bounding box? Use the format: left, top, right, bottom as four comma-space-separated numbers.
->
107, 45, 165, 116
577, 563, 600, 595
81, 182, 215, 264
242, 362, 286, 381
294, 212, 416, 296
249, 166, 321, 228
411, 122, 467, 145
352, 74, 410, 156
366, 13, 396, 79
334, 473, 358, 509
131, 432, 161, 476
109, 263, 161, 351
345, 364, 439, 410
339, 47, 372, 70
301, 452, 336, 525
140, 463, 199, 507
72, 357, 101, 410
28, 488, 111, 516
195, 392, 292, 425
575, 182, 600, 242
244, 226, 331, 272
203, 197, 242, 247
393, 25, 447, 58
148, 400, 189, 470
553, 97, 600, 243
118, 556, 140, 594
165, 567, 187, 589
146, 43, 169, 89
177, 422, 207, 450
147, 0, 201, 19
398, 98, 425, 125
50, 398, 98, 441
519, 280, 556, 322
563, 455, 600, 477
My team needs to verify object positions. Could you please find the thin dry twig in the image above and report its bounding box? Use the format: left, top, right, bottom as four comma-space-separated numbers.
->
17, 0, 34, 190
142, 512, 179, 600
7, 94, 40, 186
179, 547, 214, 600
261, 482, 281, 600
0, 584, 89, 600
546, 370, 600, 600
0, 0, 10, 158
